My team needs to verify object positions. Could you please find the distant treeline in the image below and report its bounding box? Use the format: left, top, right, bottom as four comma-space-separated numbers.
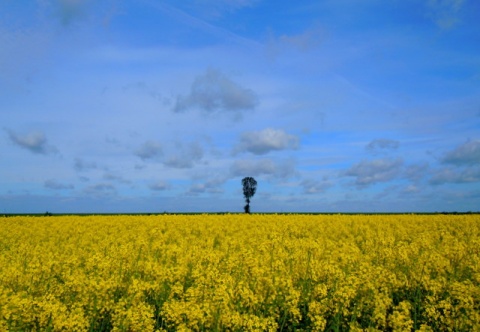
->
2, 211, 479, 217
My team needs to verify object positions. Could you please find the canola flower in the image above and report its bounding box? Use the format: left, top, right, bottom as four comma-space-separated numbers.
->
0, 214, 479, 331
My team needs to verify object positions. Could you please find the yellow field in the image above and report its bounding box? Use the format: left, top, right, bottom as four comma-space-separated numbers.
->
0, 214, 479, 331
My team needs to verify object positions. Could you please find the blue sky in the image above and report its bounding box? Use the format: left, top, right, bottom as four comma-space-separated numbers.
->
1, 0, 479, 213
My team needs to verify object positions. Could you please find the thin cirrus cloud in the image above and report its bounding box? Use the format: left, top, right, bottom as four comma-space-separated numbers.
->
365, 138, 400, 153
6, 129, 57, 155
234, 128, 300, 155
173, 68, 259, 115
177, 0, 259, 18
266, 26, 328, 60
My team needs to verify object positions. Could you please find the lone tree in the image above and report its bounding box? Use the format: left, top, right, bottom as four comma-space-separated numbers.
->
242, 177, 257, 214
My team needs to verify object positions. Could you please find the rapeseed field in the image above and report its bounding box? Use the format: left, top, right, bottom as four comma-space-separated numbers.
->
0, 214, 479, 331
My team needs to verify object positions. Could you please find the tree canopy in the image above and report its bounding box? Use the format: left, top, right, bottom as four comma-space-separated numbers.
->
242, 177, 257, 213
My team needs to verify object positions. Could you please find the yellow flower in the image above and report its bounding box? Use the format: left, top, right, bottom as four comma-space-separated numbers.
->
0, 214, 479, 331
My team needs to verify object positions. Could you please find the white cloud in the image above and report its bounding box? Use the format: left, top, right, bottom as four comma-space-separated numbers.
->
234, 128, 299, 155
187, 179, 225, 195
442, 140, 480, 166
230, 158, 296, 179
173, 68, 258, 115
2, 0, 479, 213
44, 179, 74, 190
74, 158, 97, 172
279, 29, 326, 52
163, 142, 204, 169
6, 129, 57, 155
344, 158, 403, 188
401, 184, 421, 195
82, 183, 116, 197
266, 25, 327, 59
134, 140, 204, 168
404, 162, 429, 182
365, 138, 399, 153
301, 178, 332, 194
134, 140, 163, 161
149, 180, 170, 191
430, 166, 480, 185
432, 140, 480, 185
103, 172, 131, 185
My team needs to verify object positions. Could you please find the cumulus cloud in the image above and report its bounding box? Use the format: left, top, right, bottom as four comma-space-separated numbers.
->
344, 158, 403, 188
301, 178, 332, 194
135, 140, 163, 161
234, 128, 299, 155
442, 140, 480, 166
230, 158, 296, 179
401, 184, 421, 195
430, 140, 480, 185
44, 179, 74, 190
187, 177, 225, 195
83, 183, 116, 197
365, 138, 399, 153
103, 172, 131, 184
135, 140, 204, 168
6, 129, 57, 155
173, 68, 258, 115
74, 158, 97, 172
404, 162, 429, 182
163, 142, 204, 169
430, 166, 480, 185
149, 180, 170, 191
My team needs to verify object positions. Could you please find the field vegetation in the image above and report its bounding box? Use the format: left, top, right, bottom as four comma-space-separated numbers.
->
0, 214, 479, 331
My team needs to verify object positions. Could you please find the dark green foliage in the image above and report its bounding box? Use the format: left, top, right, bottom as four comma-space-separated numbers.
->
241, 177, 257, 213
